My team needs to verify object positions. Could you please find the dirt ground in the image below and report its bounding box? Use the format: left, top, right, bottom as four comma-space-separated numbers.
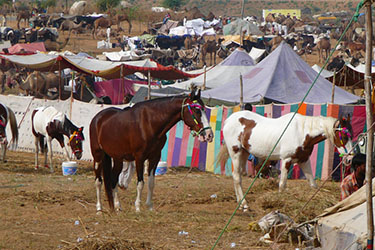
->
0, 18, 346, 250
0, 151, 341, 250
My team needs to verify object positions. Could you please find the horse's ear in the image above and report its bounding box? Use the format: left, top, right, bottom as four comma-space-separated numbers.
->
79, 127, 83, 132
197, 89, 201, 99
189, 87, 196, 99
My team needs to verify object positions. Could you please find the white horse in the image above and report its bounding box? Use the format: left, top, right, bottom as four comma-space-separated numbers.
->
31, 106, 84, 172
217, 111, 353, 212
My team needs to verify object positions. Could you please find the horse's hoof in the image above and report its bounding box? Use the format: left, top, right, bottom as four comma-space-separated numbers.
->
96, 210, 102, 215
34, 166, 39, 170
44, 164, 50, 169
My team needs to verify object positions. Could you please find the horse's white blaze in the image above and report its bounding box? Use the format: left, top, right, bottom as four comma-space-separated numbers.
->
199, 111, 214, 142
223, 111, 349, 208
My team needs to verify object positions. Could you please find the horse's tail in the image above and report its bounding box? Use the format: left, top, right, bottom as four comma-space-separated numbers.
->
102, 152, 114, 210
216, 141, 230, 167
7, 107, 18, 148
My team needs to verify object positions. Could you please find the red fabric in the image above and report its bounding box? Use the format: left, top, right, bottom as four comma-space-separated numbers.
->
94, 78, 136, 105
8, 42, 46, 54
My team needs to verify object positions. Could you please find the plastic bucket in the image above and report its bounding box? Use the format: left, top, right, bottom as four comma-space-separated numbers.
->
62, 161, 78, 176
155, 161, 167, 176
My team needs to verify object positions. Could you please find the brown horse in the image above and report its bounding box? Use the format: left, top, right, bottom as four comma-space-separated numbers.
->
0, 103, 18, 162
90, 88, 214, 213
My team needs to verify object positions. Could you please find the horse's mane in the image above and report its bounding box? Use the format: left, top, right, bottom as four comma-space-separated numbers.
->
132, 94, 187, 108
300, 115, 336, 142
63, 115, 79, 134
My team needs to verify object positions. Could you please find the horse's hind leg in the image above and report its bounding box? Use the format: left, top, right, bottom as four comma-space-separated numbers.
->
112, 159, 124, 212
231, 150, 249, 212
34, 136, 39, 169
299, 160, 317, 188
146, 156, 160, 211
94, 161, 103, 214
47, 137, 54, 172
134, 159, 145, 212
1, 140, 7, 162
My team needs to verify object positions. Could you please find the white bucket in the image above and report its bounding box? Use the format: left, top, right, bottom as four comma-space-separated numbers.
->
62, 161, 78, 176
155, 161, 167, 176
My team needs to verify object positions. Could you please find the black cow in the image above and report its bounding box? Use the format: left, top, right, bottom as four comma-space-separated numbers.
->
327, 56, 345, 71
156, 36, 185, 50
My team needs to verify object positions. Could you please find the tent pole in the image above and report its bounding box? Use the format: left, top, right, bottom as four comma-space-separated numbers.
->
331, 69, 336, 103
121, 64, 124, 104
147, 69, 151, 100
58, 61, 62, 100
69, 71, 74, 119
365, 2, 374, 249
203, 65, 207, 90
240, 74, 243, 109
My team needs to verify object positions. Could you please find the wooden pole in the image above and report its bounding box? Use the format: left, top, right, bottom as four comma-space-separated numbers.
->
331, 69, 336, 103
58, 61, 62, 100
240, 74, 244, 109
365, 2, 374, 249
202, 65, 207, 90
147, 69, 151, 100
121, 64, 124, 104
69, 71, 74, 119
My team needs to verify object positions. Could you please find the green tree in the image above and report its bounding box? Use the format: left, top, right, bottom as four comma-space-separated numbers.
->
162, 0, 185, 11
0, 0, 11, 7
96, 0, 121, 12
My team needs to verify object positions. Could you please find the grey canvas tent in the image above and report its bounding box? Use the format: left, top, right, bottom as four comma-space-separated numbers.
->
171, 48, 255, 90
223, 18, 264, 36
315, 178, 375, 250
201, 42, 360, 104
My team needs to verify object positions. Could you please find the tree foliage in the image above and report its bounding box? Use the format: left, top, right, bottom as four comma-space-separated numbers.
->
162, 0, 185, 11
96, 0, 121, 12
0, 0, 12, 7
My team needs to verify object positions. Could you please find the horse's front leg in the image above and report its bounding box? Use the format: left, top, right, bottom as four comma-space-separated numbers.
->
134, 159, 145, 212
279, 159, 292, 191
231, 150, 249, 212
299, 160, 317, 188
47, 137, 54, 172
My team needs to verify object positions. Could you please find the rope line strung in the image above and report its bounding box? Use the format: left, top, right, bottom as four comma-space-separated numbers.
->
211, 1, 365, 249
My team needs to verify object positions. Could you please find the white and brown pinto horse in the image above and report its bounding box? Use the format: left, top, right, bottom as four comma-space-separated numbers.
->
0, 103, 18, 162
217, 111, 353, 211
31, 106, 84, 172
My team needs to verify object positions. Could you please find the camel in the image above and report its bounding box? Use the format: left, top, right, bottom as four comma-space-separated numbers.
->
44, 35, 70, 51
263, 34, 284, 51
92, 17, 115, 39
200, 38, 224, 66
316, 37, 331, 63
17, 10, 31, 29
342, 41, 366, 57
184, 36, 195, 49
59, 20, 85, 35
13, 71, 62, 98
115, 13, 132, 34
265, 13, 276, 23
